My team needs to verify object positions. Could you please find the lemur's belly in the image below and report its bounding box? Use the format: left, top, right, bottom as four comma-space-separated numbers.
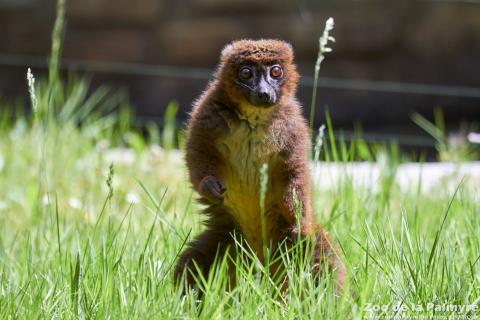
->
217, 121, 284, 255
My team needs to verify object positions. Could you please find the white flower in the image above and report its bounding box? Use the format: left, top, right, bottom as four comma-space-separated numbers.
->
95, 139, 110, 152
42, 194, 51, 205
103, 148, 136, 165
126, 193, 139, 204
149, 144, 164, 157
68, 197, 82, 209
468, 132, 480, 144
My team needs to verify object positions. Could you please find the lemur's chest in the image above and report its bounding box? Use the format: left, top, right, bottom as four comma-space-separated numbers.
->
216, 104, 283, 174
219, 122, 277, 181
216, 119, 284, 254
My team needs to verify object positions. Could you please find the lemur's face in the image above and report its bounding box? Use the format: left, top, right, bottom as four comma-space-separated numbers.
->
234, 63, 284, 107
217, 39, 299, 109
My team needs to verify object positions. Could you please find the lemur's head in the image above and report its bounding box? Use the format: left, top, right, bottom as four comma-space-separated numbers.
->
216, 39, 299, 108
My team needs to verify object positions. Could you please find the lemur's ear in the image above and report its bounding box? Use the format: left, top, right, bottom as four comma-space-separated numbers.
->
220, 43, 234, 60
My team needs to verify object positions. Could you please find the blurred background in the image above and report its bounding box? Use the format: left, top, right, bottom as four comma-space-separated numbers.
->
0, 0, 479, 152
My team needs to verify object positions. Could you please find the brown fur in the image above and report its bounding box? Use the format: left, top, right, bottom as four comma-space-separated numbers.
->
174, 39, 345, 291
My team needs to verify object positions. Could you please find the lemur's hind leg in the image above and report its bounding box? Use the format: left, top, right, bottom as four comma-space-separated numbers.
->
173, 229, 233, 289
174, 208, 237, 290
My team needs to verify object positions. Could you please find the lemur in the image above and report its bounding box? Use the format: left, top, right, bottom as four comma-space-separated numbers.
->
174, 39, 345, 291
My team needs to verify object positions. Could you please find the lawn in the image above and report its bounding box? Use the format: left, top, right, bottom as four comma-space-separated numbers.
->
0, 89, 479, 319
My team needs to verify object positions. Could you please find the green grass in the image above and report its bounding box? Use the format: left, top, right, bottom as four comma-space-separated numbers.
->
0, 103, 479, 318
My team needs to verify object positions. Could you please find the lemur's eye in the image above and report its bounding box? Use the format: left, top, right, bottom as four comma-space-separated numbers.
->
239, 66, 253, 80
270, 65, 283, 78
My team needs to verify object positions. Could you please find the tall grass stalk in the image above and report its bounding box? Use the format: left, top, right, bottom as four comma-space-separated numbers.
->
259, 163, 270, 264
309, 17, 335, 131
49, 0, 65, 86
162, 101, 179, 150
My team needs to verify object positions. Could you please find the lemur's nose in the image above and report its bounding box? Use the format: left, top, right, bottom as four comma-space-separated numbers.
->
258, 91, 271, 103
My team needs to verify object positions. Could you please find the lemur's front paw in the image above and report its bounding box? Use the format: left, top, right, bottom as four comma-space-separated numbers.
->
199, 175, 226, 203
